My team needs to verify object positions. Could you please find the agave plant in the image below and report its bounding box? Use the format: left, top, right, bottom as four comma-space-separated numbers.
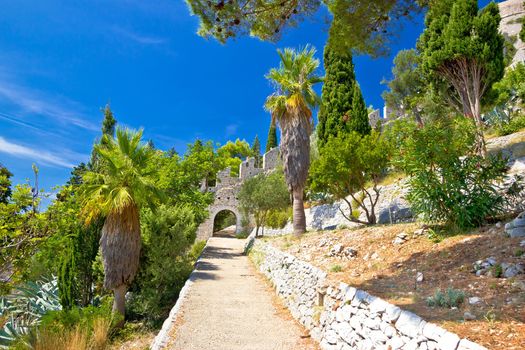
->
0, 277, 61, 348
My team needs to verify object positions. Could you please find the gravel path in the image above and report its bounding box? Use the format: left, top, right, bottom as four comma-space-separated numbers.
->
165, 234, 317, 350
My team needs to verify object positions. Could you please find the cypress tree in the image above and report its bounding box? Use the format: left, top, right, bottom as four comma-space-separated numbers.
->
265, 119, 278, 152
0, 163, 13, 204
317, 43, 370, 146
58, 246, 78, 310
252, 135, 261, 167
101, 104, 116, 137
349, 82, 372, 136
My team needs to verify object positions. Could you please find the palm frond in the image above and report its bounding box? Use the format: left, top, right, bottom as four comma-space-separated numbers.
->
80, 127, 164, 223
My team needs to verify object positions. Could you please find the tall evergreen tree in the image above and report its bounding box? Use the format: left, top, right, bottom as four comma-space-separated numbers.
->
58, 246, 78, 310
418, 0, 504, 156
348, 82, 372, 136
101, 104, 116, 137
317, 44, 370, 147
251, 135, 262, 167
90, 105, 118, 170
265, 119, 278, 152
0, 163, 13, 204
317, 44, 355, 145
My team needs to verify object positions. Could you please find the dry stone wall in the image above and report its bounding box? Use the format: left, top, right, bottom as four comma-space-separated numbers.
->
251, 240, 486, 350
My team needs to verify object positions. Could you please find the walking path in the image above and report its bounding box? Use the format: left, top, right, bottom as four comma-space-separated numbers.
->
162, 230, 317, 350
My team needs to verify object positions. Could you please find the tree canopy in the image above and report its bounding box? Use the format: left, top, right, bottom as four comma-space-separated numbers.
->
381, 49, 425, 126
0, 163, 13, 204
238, 170, 290, 235
186, 0, 428, 55
417, 0, 504, 156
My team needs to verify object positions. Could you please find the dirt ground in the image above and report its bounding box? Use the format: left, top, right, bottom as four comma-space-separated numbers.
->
164, 235, 318, 350
266, 222, 525, 350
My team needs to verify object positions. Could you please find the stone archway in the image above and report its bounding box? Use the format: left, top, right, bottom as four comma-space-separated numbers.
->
197, 204, 242, 241
211, 207, 242, 237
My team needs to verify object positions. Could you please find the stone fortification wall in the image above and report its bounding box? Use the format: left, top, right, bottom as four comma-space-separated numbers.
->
499, 0, 525, 67
196, 147, 280, 240
251, 240, 486, 350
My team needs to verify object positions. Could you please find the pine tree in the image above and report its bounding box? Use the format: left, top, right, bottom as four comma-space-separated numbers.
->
265, 119, 278, 152
417, 0, 504, 156
251, 135, 262, 167
317, 44, 370, 147
348, 82, 372, 136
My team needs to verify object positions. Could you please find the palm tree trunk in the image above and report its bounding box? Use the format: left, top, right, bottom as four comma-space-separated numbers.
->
292, 187, 306, 236
113, 284, 127, 327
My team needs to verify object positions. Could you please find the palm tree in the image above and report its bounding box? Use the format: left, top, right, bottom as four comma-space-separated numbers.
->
265, 46, 322, 236
80, 128, 163, 320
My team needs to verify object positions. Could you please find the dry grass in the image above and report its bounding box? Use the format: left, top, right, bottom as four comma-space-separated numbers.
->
34, 326, 89, 350
32, 316, 112, 350
268, 222, 525, 350
107, 322, 156, 350
91, 317, 111, 350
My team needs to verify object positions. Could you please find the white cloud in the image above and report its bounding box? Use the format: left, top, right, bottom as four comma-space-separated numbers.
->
113, 26, 167, 45
0, 136, 77, 168
0, 79, 98, 131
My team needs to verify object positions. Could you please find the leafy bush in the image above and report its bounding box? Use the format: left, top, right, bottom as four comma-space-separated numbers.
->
265, 207, 292, 229
498, 113, 525, 136
396, 118, 508, 229
38, 299, 116, 332
491, 264, 503, 278
426, 288, 465, 308
238, 170, 290, 236
309, 131, 390, 225
129, 205, 196, 324
235, 231, 250, 239
188, 240, 207, 261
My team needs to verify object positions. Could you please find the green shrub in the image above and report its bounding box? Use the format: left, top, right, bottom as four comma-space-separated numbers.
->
309, 131, 390, 225
235, 231, 250, 239
498, 113, 525, 136
514, 248, 525, 257
188, 240, 207, 260
491, 264, 503, 278
129, 205, 197, 324
238, 170, 290, 235
426, 288, 465, 308
265, 207, 292, 229
330, 265, 343, 273
396, 118, 508, 229
39, 298, 118, 332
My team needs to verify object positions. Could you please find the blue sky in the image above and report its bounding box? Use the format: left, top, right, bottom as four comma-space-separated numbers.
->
0, 0, 494, 196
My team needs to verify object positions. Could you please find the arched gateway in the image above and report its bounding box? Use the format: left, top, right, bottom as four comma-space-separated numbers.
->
196, 147, 280, 241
